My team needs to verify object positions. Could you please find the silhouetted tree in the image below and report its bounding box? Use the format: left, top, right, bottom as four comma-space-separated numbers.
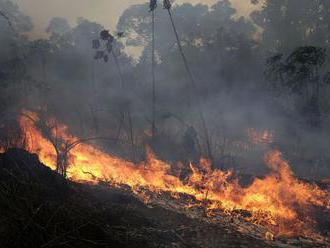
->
266, 46, 330, 127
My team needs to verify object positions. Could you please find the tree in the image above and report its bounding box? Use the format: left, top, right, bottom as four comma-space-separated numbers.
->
0, 0, 33, 126
115, 1, 262, 162
252, 0, 330, 53
266, 46, 330, 127
46, 17, 70, 36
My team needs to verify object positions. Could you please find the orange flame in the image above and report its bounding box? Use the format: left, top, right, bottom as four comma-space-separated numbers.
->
19, 111, 330, 238
247, 128, 274, 145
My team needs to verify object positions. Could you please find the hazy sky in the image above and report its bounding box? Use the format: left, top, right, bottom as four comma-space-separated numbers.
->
15, 0, 258, 38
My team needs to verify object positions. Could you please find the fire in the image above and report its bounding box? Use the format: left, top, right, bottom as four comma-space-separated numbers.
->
247, 128, 274, 145
18, 111, 330, 239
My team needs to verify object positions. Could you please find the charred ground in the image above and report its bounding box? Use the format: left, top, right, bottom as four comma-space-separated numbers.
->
0, 149, 278, 248
1, 149, 329, 248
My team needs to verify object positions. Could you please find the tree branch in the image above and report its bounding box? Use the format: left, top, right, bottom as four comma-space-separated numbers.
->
0, 10, 13, 29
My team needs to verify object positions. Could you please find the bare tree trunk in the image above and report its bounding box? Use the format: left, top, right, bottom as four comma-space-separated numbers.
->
166, 9, 213, 162
90, 59, 100, 134
112, 51, 137, 161
151, 9, 157, 138
116, 111, 125, 141
127, 109, 136, 162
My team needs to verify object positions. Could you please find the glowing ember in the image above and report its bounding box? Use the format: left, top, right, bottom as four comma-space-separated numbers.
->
18, 111, 330, 239
247, 128, 275, 145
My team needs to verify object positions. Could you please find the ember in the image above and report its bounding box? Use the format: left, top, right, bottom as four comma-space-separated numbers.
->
247, 128, 275, 145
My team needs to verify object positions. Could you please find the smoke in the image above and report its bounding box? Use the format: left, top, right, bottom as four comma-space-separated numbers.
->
14, 0, 256, 39
1, 0, 330, 180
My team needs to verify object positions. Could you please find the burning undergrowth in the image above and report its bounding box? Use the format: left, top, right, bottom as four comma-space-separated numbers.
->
13, 110, 330, 245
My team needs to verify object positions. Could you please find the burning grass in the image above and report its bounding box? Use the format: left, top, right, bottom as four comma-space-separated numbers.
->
0, 149, 279, 248
15, 110, 330, 243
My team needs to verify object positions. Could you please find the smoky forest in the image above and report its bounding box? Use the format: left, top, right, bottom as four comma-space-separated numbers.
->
0, 0, 330, 247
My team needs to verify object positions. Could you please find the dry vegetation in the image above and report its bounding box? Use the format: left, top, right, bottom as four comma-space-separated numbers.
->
0, 149, 279, 248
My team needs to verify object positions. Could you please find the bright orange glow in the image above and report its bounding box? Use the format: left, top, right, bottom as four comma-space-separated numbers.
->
19, 111, 330, 239
247, 128, 274, 145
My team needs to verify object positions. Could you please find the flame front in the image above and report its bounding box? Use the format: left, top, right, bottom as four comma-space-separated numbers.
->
19, 111, 330, 238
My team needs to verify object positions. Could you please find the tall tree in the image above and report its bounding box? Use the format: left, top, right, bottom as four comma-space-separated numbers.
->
252, 0, 330, 53
266, 46, 330, 127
